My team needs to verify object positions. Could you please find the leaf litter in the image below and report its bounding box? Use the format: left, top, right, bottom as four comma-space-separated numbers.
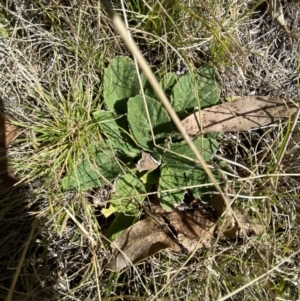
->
107, 190, 264, 271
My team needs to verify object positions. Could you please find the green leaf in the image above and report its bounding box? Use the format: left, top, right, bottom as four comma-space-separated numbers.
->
158, 137, 219, 211
93, 110, 139, 156
139, 167, 161, 184
111, 173, 146, 214
159, 165, 212, 211
171, 68, 221, 117
105, 212, 137, 240
103, 56, 140, 112
128, 95, 173, 150
161, 137, 219, 173
62, 147, 122, 190
140, 72, 177, 99
139, 73, 156, 98
159, 72, 177, 97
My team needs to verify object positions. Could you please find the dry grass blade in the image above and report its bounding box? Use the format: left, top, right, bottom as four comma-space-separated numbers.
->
1, 0, 300, 299
217, 249, 300, 301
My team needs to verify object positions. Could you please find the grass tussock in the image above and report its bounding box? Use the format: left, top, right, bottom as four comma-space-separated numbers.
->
0, 0, 300, 300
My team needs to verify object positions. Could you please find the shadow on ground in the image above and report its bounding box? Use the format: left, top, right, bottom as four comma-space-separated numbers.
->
0, 99, 58, 301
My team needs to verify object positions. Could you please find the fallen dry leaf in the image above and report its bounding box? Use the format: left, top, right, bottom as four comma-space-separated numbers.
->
214, 209, 265, 240
181, 96, 297, 135
107, 216, 182, 271
136, 151, 160, 172
0, 114, 19, 191
165, 206, 215, 252
0, 113, 19, 147
108, 202, 216, 271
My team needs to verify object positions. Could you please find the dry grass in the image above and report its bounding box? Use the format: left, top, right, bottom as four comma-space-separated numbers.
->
0, 0, 299, 300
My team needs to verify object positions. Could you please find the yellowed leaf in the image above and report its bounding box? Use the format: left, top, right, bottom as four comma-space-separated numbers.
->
101, 205, 117, 217
181, 96, 297, 135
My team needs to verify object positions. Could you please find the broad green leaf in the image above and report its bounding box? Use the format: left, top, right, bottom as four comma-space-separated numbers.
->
171, 68, 221, 117
139, 167, 161, 184
159, 72, 177, 97
93, 110, 139, 156
140, 72, 177, 99
103, 56, 140, 112
161, 137, 219, 173
139, 73, 156, 98
128, 95, 173, 150
62, 147, 122, 190
158, 137, 219, 210
159, 165, 212, 211
105, 212, 137, 240
111, 173, 146, 214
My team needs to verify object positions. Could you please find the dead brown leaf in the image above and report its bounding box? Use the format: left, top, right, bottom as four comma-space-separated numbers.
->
0, 113, 19, 147
165, 206, 215, 252
181, 96, 297, 135
107, 216, 182, 271
108, 202, 216, 271
136, 151, 160, 172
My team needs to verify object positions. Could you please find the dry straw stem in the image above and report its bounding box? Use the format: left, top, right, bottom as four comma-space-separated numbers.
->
100, 0, 239, 221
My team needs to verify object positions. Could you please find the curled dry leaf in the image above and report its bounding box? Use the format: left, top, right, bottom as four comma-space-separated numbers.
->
107, 216, 182, 271
181, 96, 298, 135
165, 206, 215, 253
0, 114, 19, 191
215, 209, 265, 240
136, 151, 160, 172
0, 114, 19, 147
